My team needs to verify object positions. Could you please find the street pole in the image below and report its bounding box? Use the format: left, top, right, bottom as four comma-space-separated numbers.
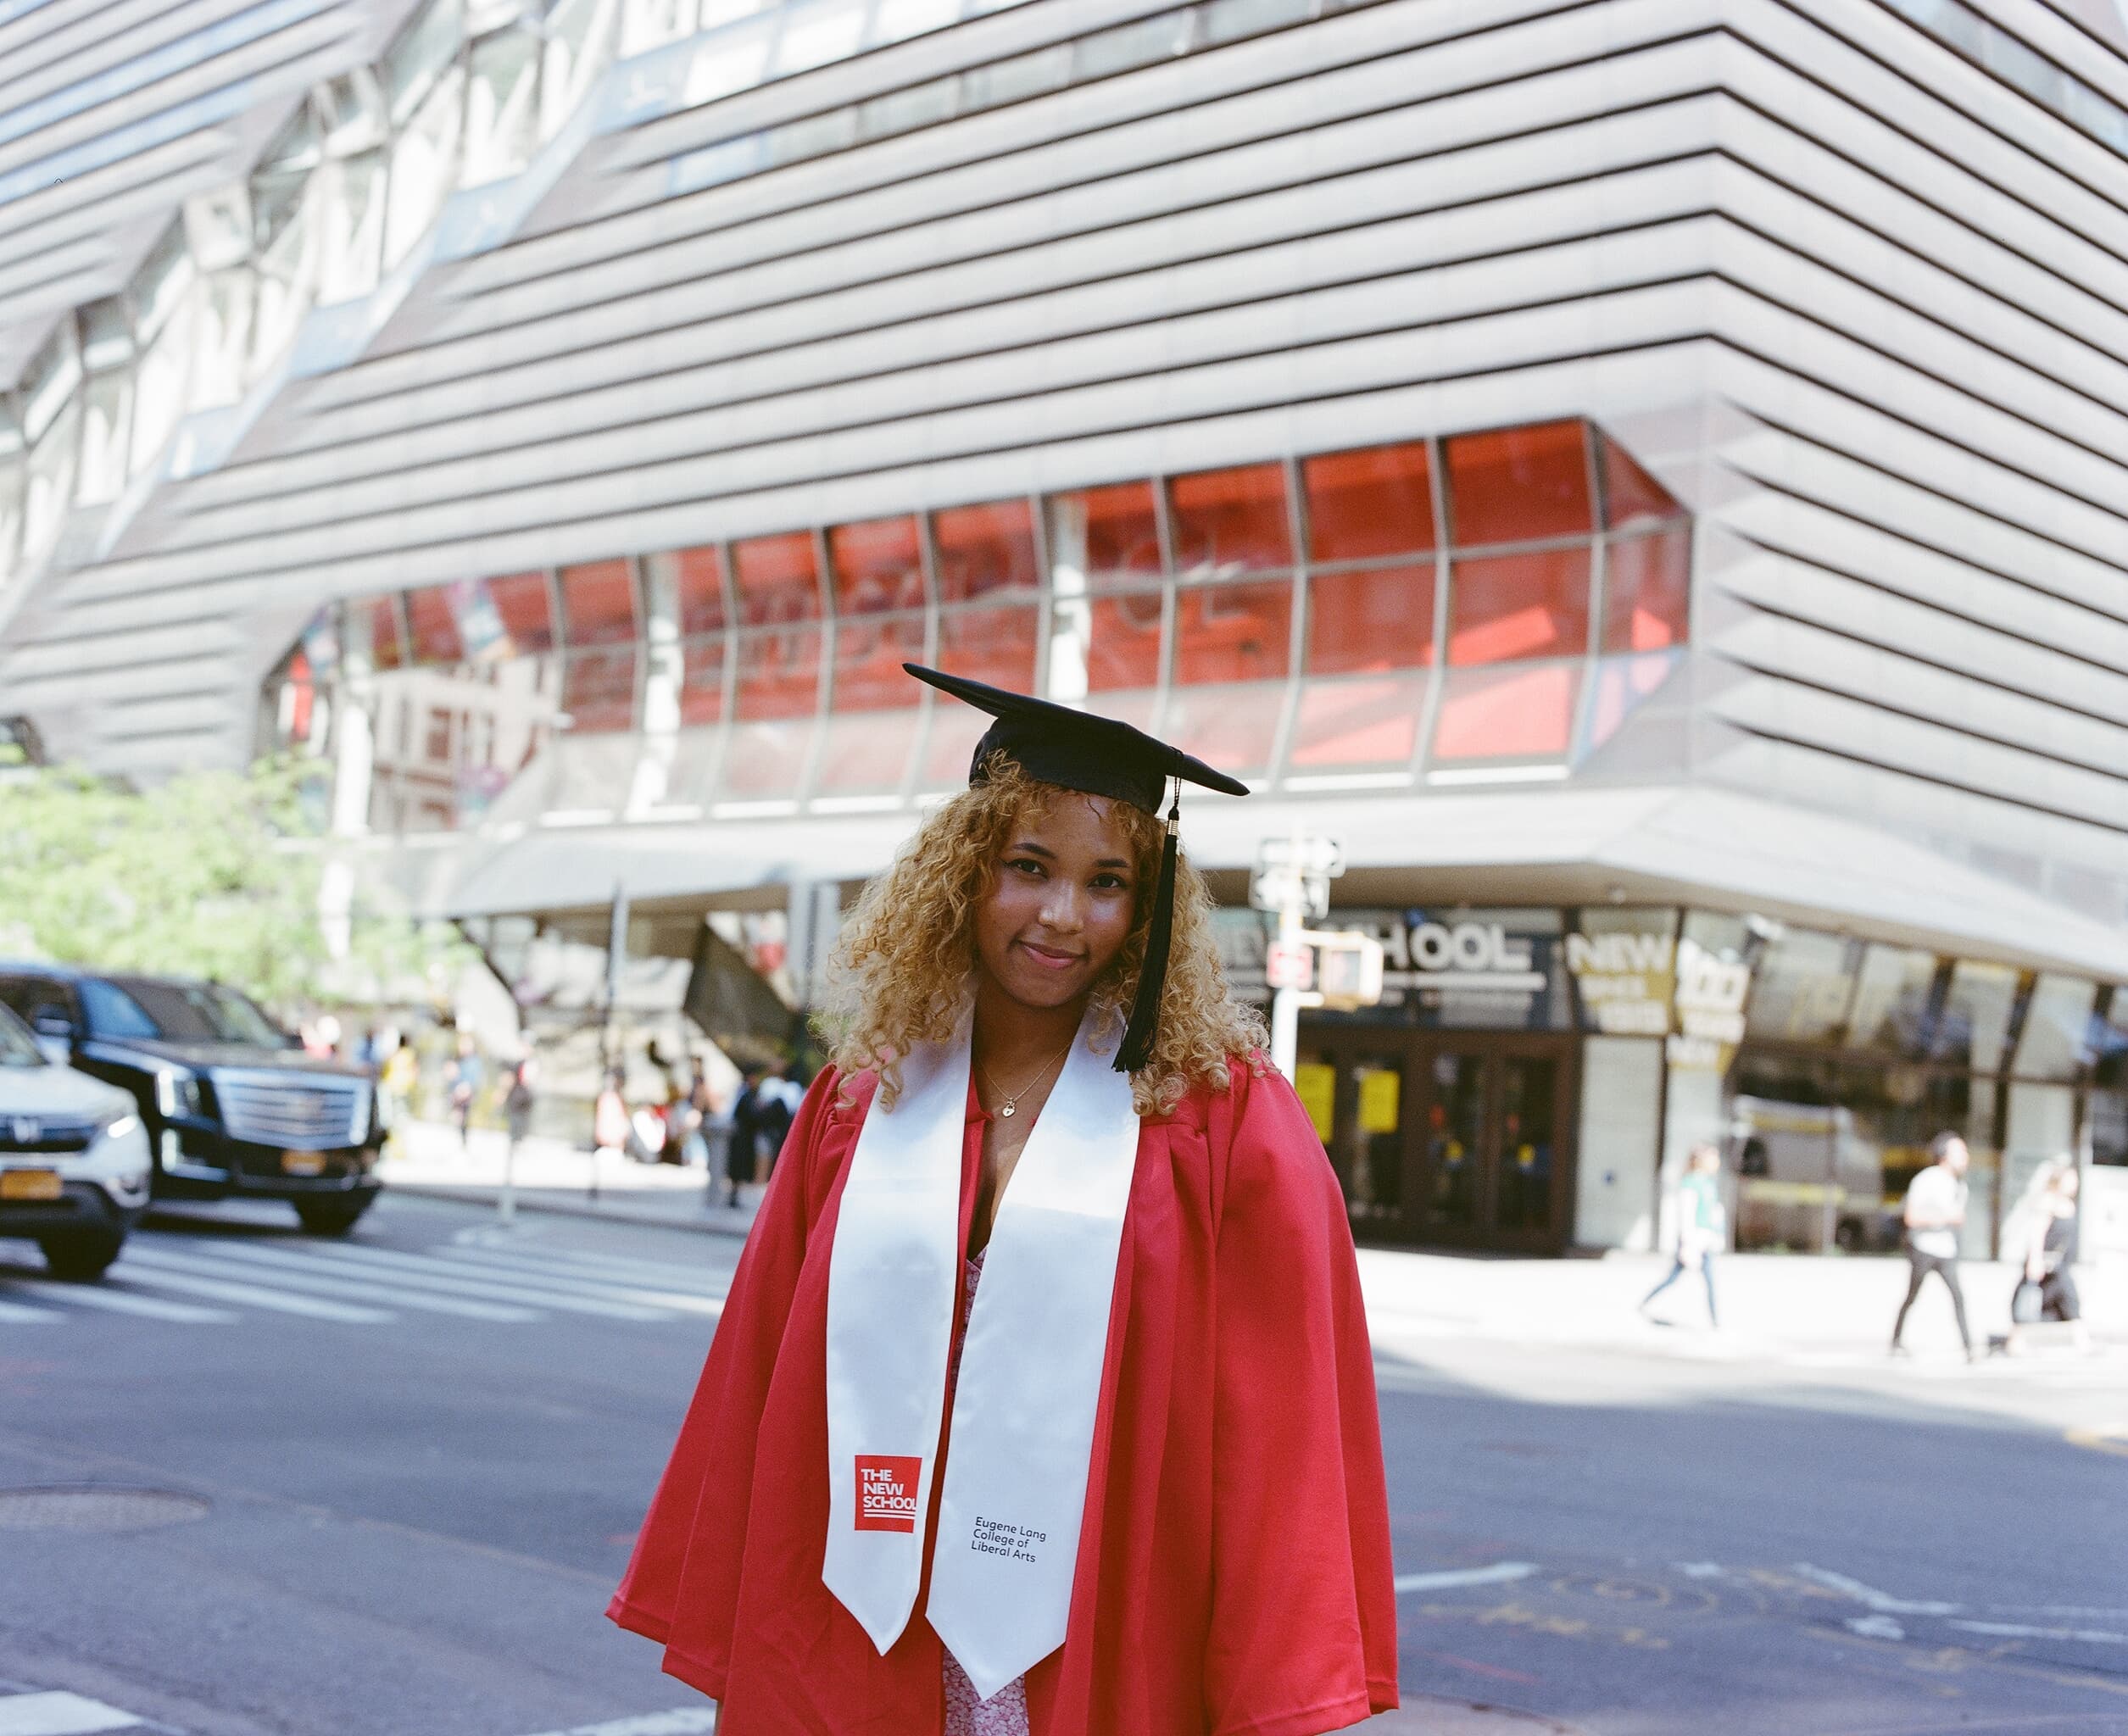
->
1269, 882, 1302, 1081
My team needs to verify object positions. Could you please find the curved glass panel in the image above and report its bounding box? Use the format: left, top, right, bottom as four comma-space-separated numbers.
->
1169, 462, 1290, 578
1303, 442, 1434, 562
1306, 564, 1434, 674
1446, 420, 1590, 547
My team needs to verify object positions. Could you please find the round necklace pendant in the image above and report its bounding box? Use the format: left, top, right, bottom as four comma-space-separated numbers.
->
999, 1102, 1016, 1118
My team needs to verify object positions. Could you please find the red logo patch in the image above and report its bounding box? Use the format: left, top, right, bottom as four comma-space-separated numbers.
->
855, 1455, 922, 1533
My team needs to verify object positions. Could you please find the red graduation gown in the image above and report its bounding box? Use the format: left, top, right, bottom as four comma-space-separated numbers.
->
608, 1054, 1399, 1736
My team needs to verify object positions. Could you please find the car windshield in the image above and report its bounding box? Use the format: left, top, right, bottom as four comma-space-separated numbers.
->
0, 1004, 44, 1068
82, 977, 287, 1045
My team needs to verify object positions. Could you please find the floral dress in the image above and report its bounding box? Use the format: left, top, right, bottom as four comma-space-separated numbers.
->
941, 1249, 1031, 1736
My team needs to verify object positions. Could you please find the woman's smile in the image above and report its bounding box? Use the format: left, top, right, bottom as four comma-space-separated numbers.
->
1016, 938, 1083, 971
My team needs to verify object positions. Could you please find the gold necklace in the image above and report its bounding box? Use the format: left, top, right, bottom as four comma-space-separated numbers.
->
978, 1037, 1074, 1119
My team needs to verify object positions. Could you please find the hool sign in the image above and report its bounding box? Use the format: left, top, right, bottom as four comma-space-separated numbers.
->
1316, 911, 1564, 1027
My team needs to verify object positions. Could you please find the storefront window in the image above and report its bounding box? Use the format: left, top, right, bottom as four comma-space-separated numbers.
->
1168, 463, 1290, 578
1301, 442, 1434, 562
1432, 663, 1579, 761
2013, 973, 2098, 1080
933, 498, 1036, 602
1306, 565, 1433, 674
1844, 944, 1941, 1058
2091, 993, 2128, 1166
1930, 960, 2020, 1071
1445, 420, 1590, 546
1746, 926, 1857, 1044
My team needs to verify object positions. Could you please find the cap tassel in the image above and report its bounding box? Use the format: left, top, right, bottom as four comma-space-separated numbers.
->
1117, 781, 1181, 1074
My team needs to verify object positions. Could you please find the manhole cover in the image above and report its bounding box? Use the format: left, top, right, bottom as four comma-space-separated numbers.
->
0, 1486, 210, 1533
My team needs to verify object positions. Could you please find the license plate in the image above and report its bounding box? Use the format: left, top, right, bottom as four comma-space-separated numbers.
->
281, 1151, 327, 1177
0, 1168, 62, 1200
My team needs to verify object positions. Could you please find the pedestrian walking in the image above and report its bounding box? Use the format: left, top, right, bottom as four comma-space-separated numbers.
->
680, 1059, 716, 1168
504, 1051, 538, 1155
722, 1063, 768, 1208
2007, 1159, 2087, 1355
593, 1068, 630, 1163
1641, 1142, 1724, 1327
446, 1032, 486, 1148
610, 664, 1395, 1734
751, 1059, 797, 1185
1891, 1131, 1976, 1360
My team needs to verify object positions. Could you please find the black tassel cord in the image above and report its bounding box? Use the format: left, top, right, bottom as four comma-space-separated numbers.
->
1116, 782, 1181, 1074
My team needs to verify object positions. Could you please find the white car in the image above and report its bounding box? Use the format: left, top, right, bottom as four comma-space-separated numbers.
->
0, 1000, 152, 1278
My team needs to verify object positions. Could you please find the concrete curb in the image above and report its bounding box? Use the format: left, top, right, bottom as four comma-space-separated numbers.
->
382, 1181, 755, 1239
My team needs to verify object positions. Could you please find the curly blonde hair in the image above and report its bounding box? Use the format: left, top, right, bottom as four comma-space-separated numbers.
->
816, 759, 1266, 1116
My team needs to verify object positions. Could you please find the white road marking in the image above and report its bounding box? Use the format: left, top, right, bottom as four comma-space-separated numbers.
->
1674, 1562, 1725, 1579
1846, 1615, 1905, 1640
1951, 1620, 2128, 1644
0, 1294, 67, 1324
514, 1711, 718, 1735
106, 1262, 388, 1324
4, 1277, 234, 1324
1394, 1561, 1537, 1594
483, 1244, 731, 1292
142, 1242, 538, 1322
1792, 1564, 1958, 1616
432, 1250, 725, 1316
0, 1689, 145, 1733
290, 1243, 673, 1321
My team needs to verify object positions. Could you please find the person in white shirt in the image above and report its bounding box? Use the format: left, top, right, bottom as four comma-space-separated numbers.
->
1891, 1131, 1975, 1360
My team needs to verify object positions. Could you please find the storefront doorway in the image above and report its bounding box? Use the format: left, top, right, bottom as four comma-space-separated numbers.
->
1298, 1029, 1579, 1254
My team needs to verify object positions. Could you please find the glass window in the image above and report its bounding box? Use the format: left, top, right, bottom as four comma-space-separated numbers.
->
387, 0, 464, 124
1932, 960, 2020, 1071
21, 324, 81, 446
2014, 973, 2098, 1081
462, 25, 541, 186
920, 698, 991, 788
1306, 564, 1434, 674
131, 311, 192, 476
1446, 548, 1590, 665
560, 559, 637, 645
1163, 681, 1281, 777
653, 544, 726, 636
387, 66, 465, 267
680, 638, 726, 724
933, 498, 1036, 602
1286, 676, 1427, 770
1302, 442, 1434, 562
772, 0, 866, 75
935, 602, 1038, 691
620, 0, 695, 56
22, 404, 79, 563
1586, 649, 1681, 750
189, 269, 255, 409
367, 598, 407, 670
1602, 528, 1690, 653
733, 530, 821, 624
815, 709, 921, 794
543, 0, 616, 137
0, 457, 24, 586
318, 151, 387, 303
563, 647, 638, 731
1444, 420, 1591, 546
1432, 663, 1579, 761
1085, 590, 1164, 691
872, 0, 959, 44
1598, 432, 1680, 530
1045, 481, 1161, 587
720, 718, 813, 798
1169, 463, 1290, 578
1745, 927, 1857, 1044
319, 68, 387, 156
961, 42, 1070, 108
1173, 578, 1290, 685
828, 515, 924, 615
830, 610, 926, 709
406, 587, 465, 664
733, 623, 822, 718
1843, 944, 1940, 1058
76, 370, 131, 505
1073, 8, 1192, 78
486, 571, 554, 652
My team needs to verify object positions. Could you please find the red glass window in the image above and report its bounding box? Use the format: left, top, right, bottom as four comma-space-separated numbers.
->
816, 711, 921, 794
1173, 579, 1290, 686
933, 499, 1037, 603
829, 516, 925, 615
486, 572, 553, 653
921, 700, 992, 789
1303, 442, 1435, 563
1306, 564, 1434, 675
1602, 529, 1691, 653
1086, 590, 1164, 691
831, 611, 926, 710
1599, 433, 1680, 531
733, 624, 822, 720
1169, 463, 1290, 576
1288, 676, 1427, 769
721, 719, 813, 800
560, 559, 638, 647
1444, 420, 1591, 547
1045, 482, 1161, 587
936, 603, 1039, 691
1433, 664, 1579, 760
366, 598, 405, 671
681, 639, 726, 725
562, 647, 638, 732
1164, 682, 1280, 776
671, 546, 728, 636
1447, 548, 1590, 665
733, 531, 822, 626
405, 587, 462, 665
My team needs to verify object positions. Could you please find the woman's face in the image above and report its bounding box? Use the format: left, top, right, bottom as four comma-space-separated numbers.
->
972, 793, 1140, 1015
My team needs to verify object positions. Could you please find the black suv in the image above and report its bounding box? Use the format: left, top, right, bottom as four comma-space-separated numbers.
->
0, 965, 383, 1236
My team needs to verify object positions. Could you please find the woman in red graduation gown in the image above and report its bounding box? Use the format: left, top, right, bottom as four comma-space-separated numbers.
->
610, 666, 1398, 1735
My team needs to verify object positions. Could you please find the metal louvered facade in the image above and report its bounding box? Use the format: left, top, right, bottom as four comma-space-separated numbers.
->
7, 0, 2128, 1252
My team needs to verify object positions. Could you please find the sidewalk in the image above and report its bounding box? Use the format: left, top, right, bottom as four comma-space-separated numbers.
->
379, 1121, 2126, 1367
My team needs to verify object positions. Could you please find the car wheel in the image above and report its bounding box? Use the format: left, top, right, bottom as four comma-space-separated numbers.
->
294, 1199, 373, 1237
40, 1229, 127, 1281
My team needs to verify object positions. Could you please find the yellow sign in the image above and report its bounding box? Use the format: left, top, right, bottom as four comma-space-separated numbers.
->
1295, 1063, 1335, 1143
1358, 1068, 1401, 1135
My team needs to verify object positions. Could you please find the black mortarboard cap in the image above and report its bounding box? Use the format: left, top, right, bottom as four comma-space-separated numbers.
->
904, 663, 1247, 1074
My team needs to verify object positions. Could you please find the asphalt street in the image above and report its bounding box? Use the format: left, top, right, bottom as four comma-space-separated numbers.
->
0, 1190, 2122, 1736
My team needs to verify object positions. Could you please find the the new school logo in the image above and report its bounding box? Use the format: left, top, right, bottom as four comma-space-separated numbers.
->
854, 1455, 922, 1533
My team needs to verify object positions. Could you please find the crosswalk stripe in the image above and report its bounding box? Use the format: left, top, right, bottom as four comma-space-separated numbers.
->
125, 1244, 539, 1323
432, 1250, 724, 1316
284, 1243, 674, 1321
448, 1245, 730, 1301
107, 1260, 389, 1323
515, 1710, 718, 1735
3, 1275, 236, 1324
480, 1244, 733, 1294
0, 1292, 66, 1324
0, 1689, 144, 1733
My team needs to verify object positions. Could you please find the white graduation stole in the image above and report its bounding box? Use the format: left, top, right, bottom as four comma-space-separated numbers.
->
821, 1007, 1140, 1698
